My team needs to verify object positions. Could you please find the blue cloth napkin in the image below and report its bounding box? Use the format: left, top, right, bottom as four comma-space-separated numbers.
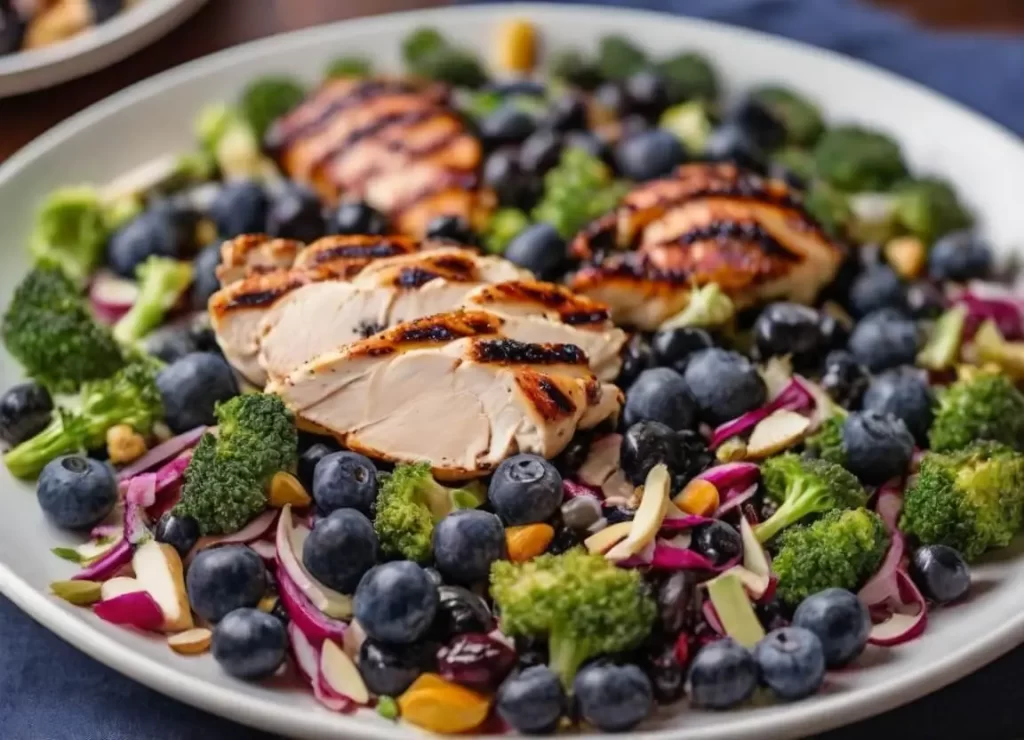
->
4, 2, 1024, 738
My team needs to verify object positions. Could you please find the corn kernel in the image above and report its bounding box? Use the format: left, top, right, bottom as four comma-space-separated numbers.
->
496, 19, 537, 74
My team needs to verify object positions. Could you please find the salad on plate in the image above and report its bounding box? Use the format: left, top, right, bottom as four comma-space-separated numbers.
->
1, 0, 143, 55
2, 16, 1021, 735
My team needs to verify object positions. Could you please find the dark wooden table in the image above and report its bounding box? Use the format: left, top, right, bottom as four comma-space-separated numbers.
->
2, 1, 1024, 738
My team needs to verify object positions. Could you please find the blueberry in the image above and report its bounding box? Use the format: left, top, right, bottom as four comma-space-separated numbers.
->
156, 352, 239, 433
486, 80, 547, 97
616, 334, 653, 389
574, 662, 653, 732
553, 432, 592, 478
682, 348, 767, 426
298, 440, 340, 492
650, 327, 714, 373
190, 242, 222, 310
702, 123, 767, 172
143, 324, 201, 365
620, 421, 710, 487
615, 129, 685, 181
848, 308, 920, 372
686, 638, 758, 709
504, 223, 566, 280
330, 201, 388, 236
209, 181, 268, 238
483, 148, 540, 209
754, 627, 826, 701
154, 512, 201, 559
37, 455, 117, 530
107, 207, 192, 278
544, 94, 588, 132
0, 382, 53, 448
0, 4, 24, 55
624, 367, 698, 431
820, 350, 870, 409
359, 638, 438, 696
186, 545, 267, 623
266, 184, 325, 243
563, 130, 612, 165
423, 567, 445, 587
519, 129, 564, 175
849, 265, 906, 317
594, 82, 632, 118
488, 454, 563, 526
792, 588, 871, 668
354, 561, 439, 644
642, 642, 686, 704
753, 303, 827, 367
909, 545, 970, 604
691, 520, 742, 567
211, 608, 287, 680
497, 666, 566, 734
733, 97, 788, 152
906, 281, 946, 320
624, 70, 669, 120
480, 104, 537, 148
862, 367, 935, 446
425, 215, 477, 246
302, 509, 379, 594
432, 510, 506, 586
433, 585, 493, 638
312, 451, 378, 516
842, 410, 915, 485
928, 231, 993, 282
89, 0, 126, 24
657, 571, 699, 636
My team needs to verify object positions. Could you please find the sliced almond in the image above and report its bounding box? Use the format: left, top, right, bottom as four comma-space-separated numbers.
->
132, 541, 194, 633
746, 409, 810, 459
168, 627, 213, 655
320, 638, 370, 705
605, 463, 670, 561
583, 520, 633, 555
101, 576, 146, 602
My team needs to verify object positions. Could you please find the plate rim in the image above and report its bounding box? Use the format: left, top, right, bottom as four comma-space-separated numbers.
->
3, 4, 1024, 738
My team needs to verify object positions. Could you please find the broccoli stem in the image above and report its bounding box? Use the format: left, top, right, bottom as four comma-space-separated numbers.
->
547, 628, 593, 689
754, 479, 819, 543
3, 417, 77, 479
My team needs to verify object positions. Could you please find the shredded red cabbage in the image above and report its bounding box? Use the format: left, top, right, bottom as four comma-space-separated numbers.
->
710, 378, 815, 448
116, 426, 206, 481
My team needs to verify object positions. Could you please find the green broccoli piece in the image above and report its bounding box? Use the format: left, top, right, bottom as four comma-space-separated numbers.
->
195, 103, 265, 180
900, 442, 1024, 560
2, 266, 125, 393
484, 208, 530, 254
659, 101, 714, 156
892, 177, 973, 245
374, 462, 485, 562
239, 76, 306, 141
929, 373, 1024, 452
532, 148, 628, 238
754, 454, 867, 543
325, 56, 373, 79
656, 51, 719, 104
113, 257, 194, 344
402, 27, 447, 66
917, 304, 968, 371
803, 180, 852, 238
173, 394, 297, 534
401, 27, 487, 88
748, 86, 825, 148
103, 194, 143, 231
548, 49, 603, 90
30, 186, 111, 283
803, 414, 846, 465
3, 362, 163, 479
658, 283, 735, 331
813, 125, 908, 192
773, 508, 890, 607
490, 548, 656, 687
596, 35, 647, 82
771, 147, 816, 186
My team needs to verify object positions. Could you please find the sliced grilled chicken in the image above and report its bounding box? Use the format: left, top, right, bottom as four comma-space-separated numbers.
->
268, 77, 492, 237
292, 234, 419, 275
568, 163, 844, 329
267, 311, 622, 479
216, 234, 304, 285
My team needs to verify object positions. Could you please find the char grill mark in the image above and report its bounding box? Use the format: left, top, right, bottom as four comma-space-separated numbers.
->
310, 107, 444, 173
348, 311, 503, 358
562, 309, 612, 326
299, 236, 415, 266
469, 281, 613, 326
516, 371, 577, 421
668, 220, 800, 261
471, 339, 588, 367
225, 276, 311, 309
397, 266, 444, 288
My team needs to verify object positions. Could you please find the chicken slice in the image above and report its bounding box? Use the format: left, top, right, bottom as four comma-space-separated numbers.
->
216, 234, 304, 285
268, 311, 622, 478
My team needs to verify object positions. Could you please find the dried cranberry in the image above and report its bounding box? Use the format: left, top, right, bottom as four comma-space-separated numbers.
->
438, 633, 517, 693
642, 643, 685, 704
672, 633, 690, 668
359, 639, 438, 696
432, 585, 493, 639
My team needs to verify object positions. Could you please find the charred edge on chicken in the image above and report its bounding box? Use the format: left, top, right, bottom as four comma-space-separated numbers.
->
471, 338, 589, 367
516, 371, 578, 421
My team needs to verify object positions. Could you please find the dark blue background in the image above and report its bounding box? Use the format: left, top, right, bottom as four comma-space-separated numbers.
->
4, 0, 1024, 737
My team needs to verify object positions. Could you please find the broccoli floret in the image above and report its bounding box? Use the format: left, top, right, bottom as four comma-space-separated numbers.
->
401, 27, 487, 88
195, 103, 265, 180
490, 548, 656, 687
771, 147, 816, 186
893, 177, 973, 245
773, 508, 889, 606
803, 181, 852, 238
239, 76, 306, 141
173, 394, 297, 534
113, 257, 194, 344
374, 462, 485, 562
803, 414, 845, 465
2, 266, 125, 393
813, 126, 908, 193
3, 362, 162, 479
325, 56, 373, 79
402, 27, 447, 66
483, 208, 530, 254
901, 442, 1024, 560
917, 304, 968, 372
596, 35, 647, 82
658, 283, 735, 331
929, 373, 1024, 452
548, 49, 602, 90
30, 186, 111, 283
754, 454, 867, 543
659, 101, 714, 156
656, 51, 718, 104
748, 86, 825, 148
532, 148, 628, 238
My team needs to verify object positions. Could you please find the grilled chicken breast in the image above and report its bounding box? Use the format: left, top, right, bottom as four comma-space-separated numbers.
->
568, 163, 845, 329
216, 234, 304, 285
267, 311, 623, 479
267, 77, 492, 237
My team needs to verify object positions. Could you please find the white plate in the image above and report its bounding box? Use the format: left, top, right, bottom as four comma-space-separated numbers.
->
0, 0, 208, 97
2, 4, 1024, 739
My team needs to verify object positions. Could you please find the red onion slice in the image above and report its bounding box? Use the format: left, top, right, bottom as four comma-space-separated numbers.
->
125, 473, 157, 507
696, 463, 760, 498
89, 270, 138, 325
288, 621, 320, 685
714, 484, 758, 518
710, 379, 814, 448
184, 509, 278, 565
859, 484, 906, 607
117, 426, 207, 481
71, 539, 133, 582
93, 591, 164, 631
868, 571, 928, 646
563, 479, 602, 499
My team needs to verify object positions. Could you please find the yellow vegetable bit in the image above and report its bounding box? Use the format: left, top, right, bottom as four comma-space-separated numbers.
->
884, 236, 926, 280
398, 674, 491, 734
50, 579, 102, 606
673, 479, 719, 517
269, 471, 312, 508
107, 423, 148, 465
506, 523, 555, 562
496, 19, 537, 74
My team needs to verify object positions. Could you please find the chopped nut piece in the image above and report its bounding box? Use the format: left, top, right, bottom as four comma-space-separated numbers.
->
107, 423, 148, 465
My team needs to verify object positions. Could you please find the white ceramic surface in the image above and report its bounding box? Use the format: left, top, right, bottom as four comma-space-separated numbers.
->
0, 0, 208, 97
2, 5, 1024, 739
